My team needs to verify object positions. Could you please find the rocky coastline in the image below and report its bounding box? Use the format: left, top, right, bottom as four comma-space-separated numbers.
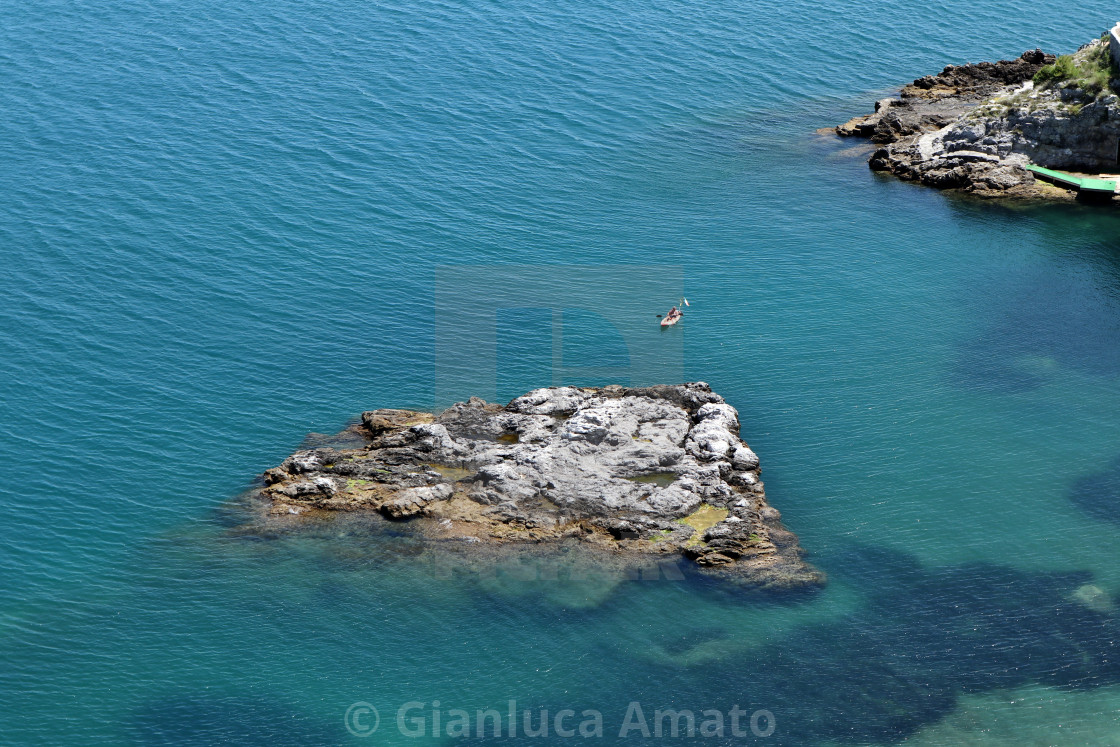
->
242, 383, 823, 590
835, 33, 1120, 201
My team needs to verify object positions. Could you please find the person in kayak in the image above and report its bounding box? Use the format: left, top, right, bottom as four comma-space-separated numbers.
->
660, 304, 684, 326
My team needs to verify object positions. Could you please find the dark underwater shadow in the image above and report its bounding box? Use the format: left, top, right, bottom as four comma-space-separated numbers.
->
464, 544, 1120, 746
125, 694, 344, 746
951, 234, 1120, 393
136, 515, 1120, 746
1069, 453, 1120, 524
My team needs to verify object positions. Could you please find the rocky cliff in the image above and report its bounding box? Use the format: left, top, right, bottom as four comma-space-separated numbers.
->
244, 383, 823, 590
836, 37, 1120, 200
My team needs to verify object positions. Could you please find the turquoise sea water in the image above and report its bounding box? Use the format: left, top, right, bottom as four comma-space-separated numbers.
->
5, 0, 1120, 743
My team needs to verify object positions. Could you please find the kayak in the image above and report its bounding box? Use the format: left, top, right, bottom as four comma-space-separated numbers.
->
660, 310, 682, 327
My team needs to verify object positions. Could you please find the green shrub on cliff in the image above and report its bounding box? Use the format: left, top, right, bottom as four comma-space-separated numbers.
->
1032, 40, 1117, 97
1079, 41, 1114, 95
1033, 54, 1077, 85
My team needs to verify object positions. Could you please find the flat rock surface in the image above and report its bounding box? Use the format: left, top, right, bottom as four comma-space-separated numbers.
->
245, 383, 823, 590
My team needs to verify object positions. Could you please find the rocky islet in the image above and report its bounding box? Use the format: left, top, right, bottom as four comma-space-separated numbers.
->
245, 383, 823, 590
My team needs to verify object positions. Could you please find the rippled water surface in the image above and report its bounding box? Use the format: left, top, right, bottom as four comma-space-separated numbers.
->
4, 0, 1120, 744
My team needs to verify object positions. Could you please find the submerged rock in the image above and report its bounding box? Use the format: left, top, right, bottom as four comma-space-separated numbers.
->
245, 383, 823, 590
833, 38, 1120, 201
1073, 583, 1116, 614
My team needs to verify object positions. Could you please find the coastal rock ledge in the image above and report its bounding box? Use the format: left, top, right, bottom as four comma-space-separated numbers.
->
253, 383, 823, 590
835, 32, 1120, 200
